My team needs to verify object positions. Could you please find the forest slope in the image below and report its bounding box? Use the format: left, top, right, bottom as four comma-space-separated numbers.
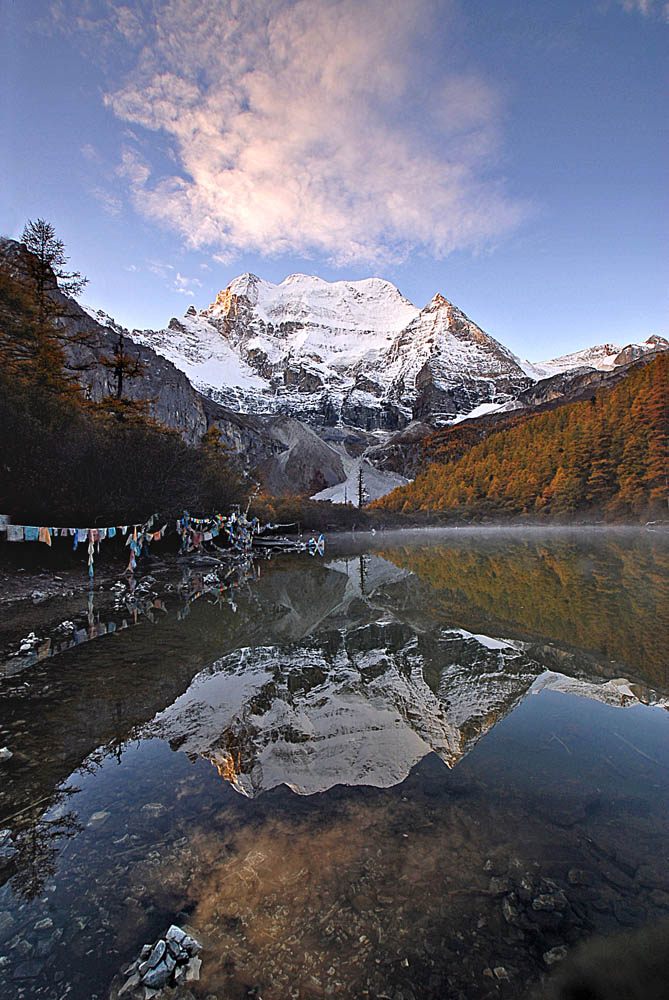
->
373, 354, 668, 522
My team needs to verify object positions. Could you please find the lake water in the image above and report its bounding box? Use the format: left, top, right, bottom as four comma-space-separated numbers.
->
0, 528, 668, 1000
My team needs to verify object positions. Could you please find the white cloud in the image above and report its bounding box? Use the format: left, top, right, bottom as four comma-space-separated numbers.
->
63, 0, 528, 265
174, 272, 203, 295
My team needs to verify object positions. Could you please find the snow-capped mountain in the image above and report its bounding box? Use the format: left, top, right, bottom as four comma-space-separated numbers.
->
132, 274, 531, 430
529, 335, 668, 379
132, 272, 667, 438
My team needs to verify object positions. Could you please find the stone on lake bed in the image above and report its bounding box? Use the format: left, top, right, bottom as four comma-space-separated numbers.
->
140, 802, 166, 819
0, 748, 12, 761
182, 935, 202, 955
543, 946, 568, 966
12, 959, 43, 979
0, 837, 18, 866
0, 911, 16, 940
117, 924, 204, 995
532, 890, 568, 911
166, 937, 187, 960
166, 925, 187, 945
185, 955, 201, 981
118, 971, 140, 996
142, 959, 171, 988
146, 939, 166, 968
87, 811, 111, 827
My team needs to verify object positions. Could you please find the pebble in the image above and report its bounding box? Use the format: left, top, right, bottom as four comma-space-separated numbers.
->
142, 960, 171, 988
118, 972, 140, 996
87, 811, 111, 828
147, 939, 167, 969
13, 959, 42, 979
543, 946, 568, 966
502, 896, 520, 924
0, 748, 13, 761
0, 831, 18, 865
0, 912, 15, 940
567, 868, 594, 886
185, 955, 201, 981
532, 890, 568, 912
140, 803, 166, 819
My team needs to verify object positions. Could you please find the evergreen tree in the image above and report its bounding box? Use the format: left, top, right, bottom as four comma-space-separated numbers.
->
357, 465, 369, 508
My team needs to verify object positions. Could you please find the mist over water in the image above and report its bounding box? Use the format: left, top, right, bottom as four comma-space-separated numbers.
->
0, 528, 667, 999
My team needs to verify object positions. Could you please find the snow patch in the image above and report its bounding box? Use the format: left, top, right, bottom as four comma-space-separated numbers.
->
311, 458, 409, 505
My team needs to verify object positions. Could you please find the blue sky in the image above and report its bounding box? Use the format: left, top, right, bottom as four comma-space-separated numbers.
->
1, 0, 666, 361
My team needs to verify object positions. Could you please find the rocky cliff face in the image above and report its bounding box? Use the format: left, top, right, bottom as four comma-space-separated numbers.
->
0, 238, 359, 494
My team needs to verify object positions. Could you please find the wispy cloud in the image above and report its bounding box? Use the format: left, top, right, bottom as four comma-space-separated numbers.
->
147, 260, 174, 280
615, 0, 669, 19
90, 186, 123, 216
173, 272, 203, 296
56, 0, 528, 266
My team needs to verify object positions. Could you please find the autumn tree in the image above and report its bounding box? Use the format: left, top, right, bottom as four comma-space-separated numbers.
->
0, 219, 90, 398
373, 354, 668, 523
99, 328, 146, 400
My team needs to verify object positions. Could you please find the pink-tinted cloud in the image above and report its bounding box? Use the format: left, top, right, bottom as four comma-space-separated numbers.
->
66, 0, 529, 264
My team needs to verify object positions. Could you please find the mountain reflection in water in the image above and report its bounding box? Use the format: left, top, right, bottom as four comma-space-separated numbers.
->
0, 529, 668, 1000
144, 533, 668, 797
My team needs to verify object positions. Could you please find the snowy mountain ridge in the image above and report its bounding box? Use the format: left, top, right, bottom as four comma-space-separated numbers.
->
132, 273, 531, 430
528, 335, 668, 379
130, 272, 666, 436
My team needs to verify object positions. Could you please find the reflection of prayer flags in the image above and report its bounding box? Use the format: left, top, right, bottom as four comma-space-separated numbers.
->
38, 526, 51, 546
6, 524, 23, 542
24, 526, 39, 541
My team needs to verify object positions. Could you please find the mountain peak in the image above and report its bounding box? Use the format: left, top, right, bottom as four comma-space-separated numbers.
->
134, 269, 532, 430
421, 292, 455, 314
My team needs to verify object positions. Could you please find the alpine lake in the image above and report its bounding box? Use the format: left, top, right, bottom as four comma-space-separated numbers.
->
0, 528, 668, 1000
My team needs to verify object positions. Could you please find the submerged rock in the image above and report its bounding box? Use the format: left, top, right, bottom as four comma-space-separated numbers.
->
0, 831, 18, 867
113, 924, 203, 998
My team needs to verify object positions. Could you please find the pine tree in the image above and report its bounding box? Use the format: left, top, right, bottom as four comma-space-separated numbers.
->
357, 465, 369, 508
